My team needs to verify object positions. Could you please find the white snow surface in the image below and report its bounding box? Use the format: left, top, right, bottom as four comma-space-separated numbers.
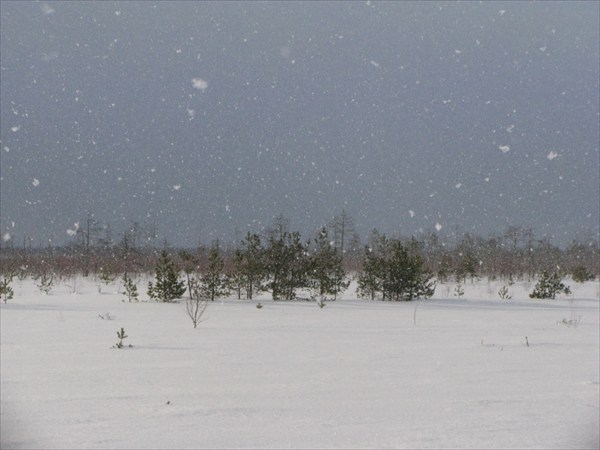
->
1, 277, 599, 449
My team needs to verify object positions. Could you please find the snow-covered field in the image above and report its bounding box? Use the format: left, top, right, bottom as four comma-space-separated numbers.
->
1, 277, 599, 449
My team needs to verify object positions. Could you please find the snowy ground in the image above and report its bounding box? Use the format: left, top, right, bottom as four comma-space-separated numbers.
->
1, 277, 599, 449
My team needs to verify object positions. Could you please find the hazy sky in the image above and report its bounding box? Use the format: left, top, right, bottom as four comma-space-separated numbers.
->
1, 1, 598, 247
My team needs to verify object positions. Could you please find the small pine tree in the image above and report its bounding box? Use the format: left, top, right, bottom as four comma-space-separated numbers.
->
35, 272, 54, 295
115, 327, 128, 348
99, 267, 115, 291
453, 282, 465, 298
357, 231, 390, 300
498, 285, 512, 300
265, 231, 309, 301
0, 277, 14, 303
571, 266, 595, 283
307, 227, 348, 301
198, 246, 230, 301
530, 271, 571, 299
357, 235, 435, 301
458, 252, 478, 283
233, 233, 267, 300
121, 273, 139, 302
148, 250, 186, 302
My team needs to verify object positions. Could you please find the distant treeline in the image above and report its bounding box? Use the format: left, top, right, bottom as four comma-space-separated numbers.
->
1, 214, 597, 283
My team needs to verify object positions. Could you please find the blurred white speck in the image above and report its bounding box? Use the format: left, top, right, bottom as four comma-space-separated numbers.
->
435, 223, 443, 232
225, 205, 230, 212
455, 183, 462, 189
114, 10, 121, 16
32, 178, 40, 187
547, 151, 558, 160
370, 60, 380, 67
499, 9, 506, 16
192, 78, 208, 90
41, 3, 55, 14
499, 145, 510, 153
173, 185, 182, 191
3, 146, 9, 152
409, 210, 415, 218
11, 126, 20, 132
66, 222, 80, 236
2, 233, 11, 242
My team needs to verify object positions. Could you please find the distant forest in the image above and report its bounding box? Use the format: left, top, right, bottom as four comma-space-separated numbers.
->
1, 213, 598, 282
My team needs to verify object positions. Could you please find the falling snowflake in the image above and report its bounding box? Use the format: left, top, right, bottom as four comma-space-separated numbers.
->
66, 222, 80, 236
499, 145, 510, 153
173, 185, 182, 191
32, 178, 40, 187
11, 125, 20, 132
191, 78, 208, 90
2, 233, 11, 242
435, 223, 443, 232
409, 210, 415, 218
547, 151, 558, 160
41, 3, 55, 14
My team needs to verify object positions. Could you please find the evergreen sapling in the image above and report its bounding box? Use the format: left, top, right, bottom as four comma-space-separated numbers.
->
121, 273, 139, 302
148, 251, 186, 302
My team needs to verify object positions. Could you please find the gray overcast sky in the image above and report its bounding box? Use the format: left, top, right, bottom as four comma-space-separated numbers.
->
1, 1, 598, 247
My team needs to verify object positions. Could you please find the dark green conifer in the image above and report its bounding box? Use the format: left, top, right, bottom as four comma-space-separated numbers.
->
148, 250, 186, 302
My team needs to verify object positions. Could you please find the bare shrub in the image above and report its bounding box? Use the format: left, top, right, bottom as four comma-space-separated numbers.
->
186, 294, 209, 328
